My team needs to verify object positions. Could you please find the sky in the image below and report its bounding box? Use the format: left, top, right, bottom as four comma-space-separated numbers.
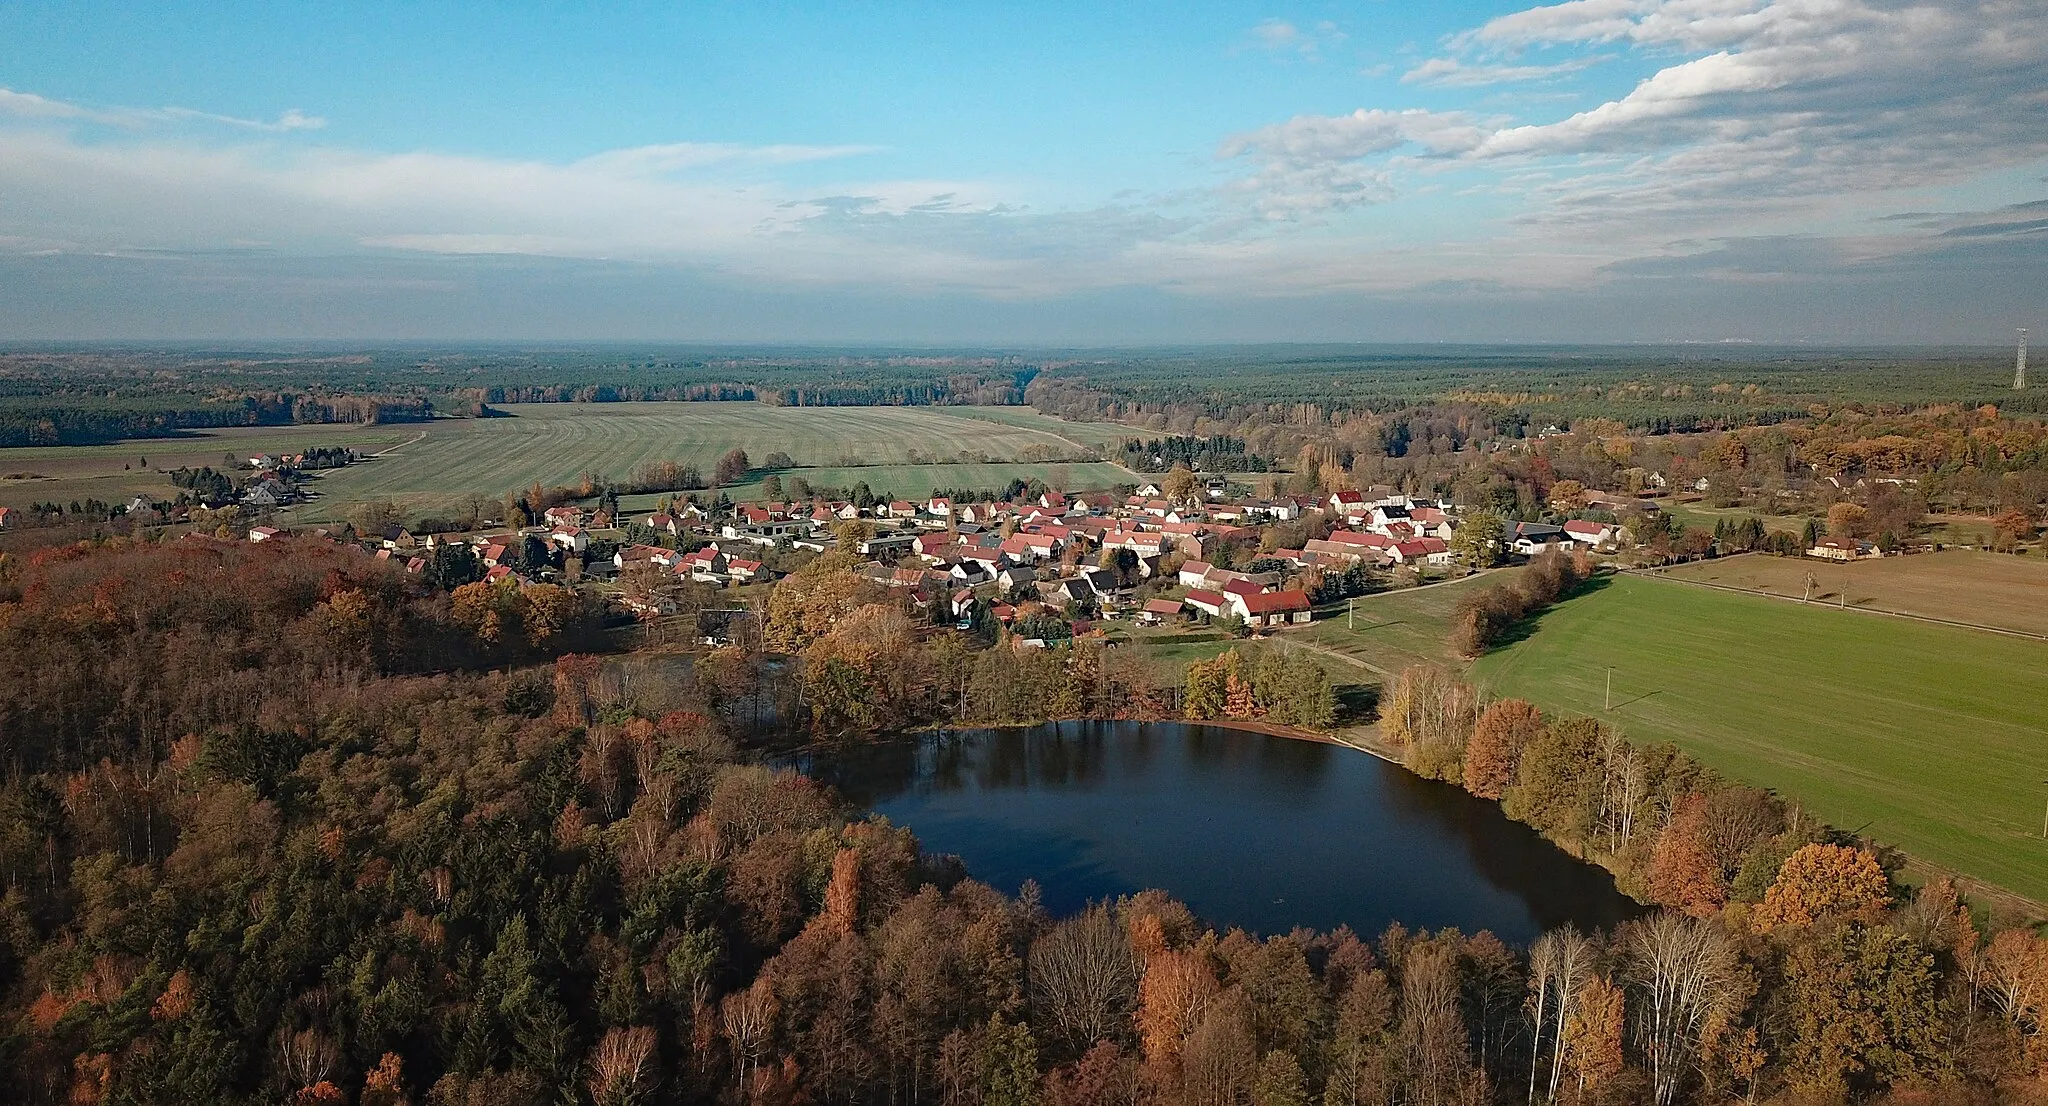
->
0, 0, 2043, 344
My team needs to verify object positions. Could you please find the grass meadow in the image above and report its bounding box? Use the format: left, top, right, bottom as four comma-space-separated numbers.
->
1471, 573, 2048, 903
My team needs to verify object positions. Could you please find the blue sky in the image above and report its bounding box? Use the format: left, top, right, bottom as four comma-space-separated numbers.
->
1, 1, 2043, 342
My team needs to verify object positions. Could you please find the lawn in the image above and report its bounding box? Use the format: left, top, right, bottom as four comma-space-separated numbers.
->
1656, 549, 2048, 638
1471, 573, 2048, 903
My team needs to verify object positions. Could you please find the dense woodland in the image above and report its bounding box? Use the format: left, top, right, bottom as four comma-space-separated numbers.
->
2, 537, 2048, 1106
2, 349, 2047, 1104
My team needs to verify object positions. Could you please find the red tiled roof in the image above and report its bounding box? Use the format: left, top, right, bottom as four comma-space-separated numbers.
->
1239, 590, 1310, 615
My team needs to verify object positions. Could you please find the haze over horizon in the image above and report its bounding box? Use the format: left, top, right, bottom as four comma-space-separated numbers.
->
3, 1, 2043, 344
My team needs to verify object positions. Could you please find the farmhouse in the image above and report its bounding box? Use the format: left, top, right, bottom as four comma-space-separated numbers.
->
1230, 589, 1313, 627
1563, 520, 1617, 547
1808, 537, 1883, 561
1511, 522, 1567, 555
1139, 598, 1185, 626
1183, 589, 1229, 618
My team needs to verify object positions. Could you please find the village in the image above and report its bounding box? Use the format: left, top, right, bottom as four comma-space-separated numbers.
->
131, 453, 1723, 649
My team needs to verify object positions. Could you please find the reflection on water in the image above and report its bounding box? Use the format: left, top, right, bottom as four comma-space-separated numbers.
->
797, 720, 1644, 943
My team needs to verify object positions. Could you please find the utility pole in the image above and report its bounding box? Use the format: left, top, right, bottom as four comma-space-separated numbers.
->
1347, 596, 1354, 631
2041, 779, 2048, 839
2018, 328, 2030, 391
1604, 666, 1614, 712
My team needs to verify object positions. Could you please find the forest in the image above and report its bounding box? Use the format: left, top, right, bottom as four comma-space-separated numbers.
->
2, 536, 2048, 1106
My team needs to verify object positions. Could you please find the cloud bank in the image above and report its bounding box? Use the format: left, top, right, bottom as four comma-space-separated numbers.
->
2, 0, 2044, 340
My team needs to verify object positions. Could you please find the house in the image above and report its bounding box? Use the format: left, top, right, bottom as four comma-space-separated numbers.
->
1220, 577, 1267, 600
1080, 568, 1121, 599
995, 565, 1038, 592
543, 505, 585, 528
0, 506, 14, 529
1183, 589, 1229, 618
549, 525, 589, 553
1231, 589, 1313, 627
1586, 491, 1660, 515
1408, 507, 1457, 540
616, 543, 675, 569
1366, 505, 1412, 535
1808, 537, 1881, 561
480, 543, 511, 567
647, 512, 680, 535
1563, 520, 1618, 547
857, 532, 919, 557
1328, 490, 1366, 516
241, 484, 283, 510
1389, 537, 1454, 566
1138, 598, 1185, 626
1101, 529, 1164, 558
1038, 577, 1094, 607
1511, 522, 1567, 556
248, 526, 281, 542
1177, 560, 1216, 588
951, 588, 978, 618
1000, 532, 1061, 562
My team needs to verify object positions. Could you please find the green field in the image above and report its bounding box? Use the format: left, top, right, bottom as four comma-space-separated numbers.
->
304, 403, 1129, 508
0, 402, 1144, 517
1292, 570, 1521, 676
1471, 574, 2048, 903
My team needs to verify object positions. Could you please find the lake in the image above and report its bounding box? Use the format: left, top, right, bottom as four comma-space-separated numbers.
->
796, 720, 1644, 944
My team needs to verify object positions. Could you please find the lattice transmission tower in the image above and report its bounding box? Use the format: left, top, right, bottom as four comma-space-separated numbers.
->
2019, 328, 2030, 390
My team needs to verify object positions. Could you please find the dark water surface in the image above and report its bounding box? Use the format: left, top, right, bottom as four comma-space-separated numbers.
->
796, 721, 1643, 943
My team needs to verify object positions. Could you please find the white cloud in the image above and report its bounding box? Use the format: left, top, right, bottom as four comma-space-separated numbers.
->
1400, 55, 1606, 87
1225, 0, 2048, 240
0, 86, 324, 131
1244, 18, 1346, 58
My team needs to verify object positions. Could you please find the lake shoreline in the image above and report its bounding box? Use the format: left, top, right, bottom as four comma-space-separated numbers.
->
795, 719, 1648, 941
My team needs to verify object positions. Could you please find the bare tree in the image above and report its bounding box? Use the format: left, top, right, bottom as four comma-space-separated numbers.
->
1398, 940, 1471, 1106
588, 1025, 659, 1106
275, 1026, 339, 1092
1527, 927, 1597, 1104
1620, 912, 1742, 1106
1029, 904, 1141, 1052
722, 977, 779, 1093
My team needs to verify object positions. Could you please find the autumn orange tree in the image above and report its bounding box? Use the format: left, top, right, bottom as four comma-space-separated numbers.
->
1750, 843, 1892, 931
1461, 698, 1542, 800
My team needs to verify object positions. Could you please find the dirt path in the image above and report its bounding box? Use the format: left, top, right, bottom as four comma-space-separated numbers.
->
369, 430, 429, 458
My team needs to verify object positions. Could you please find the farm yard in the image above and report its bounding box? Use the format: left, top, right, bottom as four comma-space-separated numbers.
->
1654, 549, 2048, 638
0, 402, 1142, 517
1470, 573, 2048, 903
